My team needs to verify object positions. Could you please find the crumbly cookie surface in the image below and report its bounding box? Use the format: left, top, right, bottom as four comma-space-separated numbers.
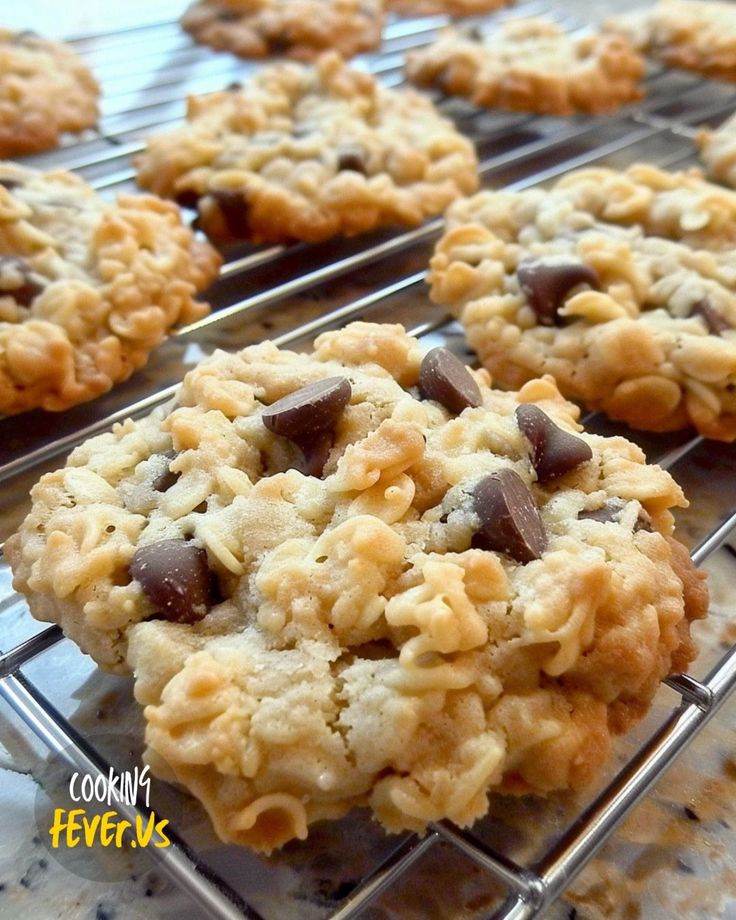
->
7, 322, 707, 852
180, 0, 383, 61
0, 29, 99, 156
698, 112, 736, 188
405, 18, 645, 116
430, 163, 736, 440
387, 0, 511, 19
604, 0, 736, 81
134, 52, 478, 244
0, 162, 221, 415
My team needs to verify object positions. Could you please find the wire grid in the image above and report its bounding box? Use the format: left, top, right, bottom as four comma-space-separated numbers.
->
1, 4, 736, 918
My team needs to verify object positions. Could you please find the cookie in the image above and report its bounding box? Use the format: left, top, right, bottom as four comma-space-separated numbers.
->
698, 112, 736, 189
387, 0, 511, 19
604, 0, 736, 81
7, 322, 707, 852
0, 162, 221, 415
134, 52, 479, 244
430, 163, 736, 440
180, 0, 382, 61
405, 18, 645, 116
0, 28, 99, 157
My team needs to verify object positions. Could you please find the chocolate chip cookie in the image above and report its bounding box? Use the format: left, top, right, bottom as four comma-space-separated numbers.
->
0, 28, 99, 156
387, 0, 511, 19
7, 322, 707, 852
405, 18, 645, 116
430, 163, 736, 440
134, 52, 478, 244
698, 112, 736, 189
604, 0, 736, 81
0, 162, 221, 415
180, 0, 382, 61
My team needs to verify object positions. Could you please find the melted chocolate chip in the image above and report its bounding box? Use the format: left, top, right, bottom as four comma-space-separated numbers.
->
152, 451, 180, 493
419, 347, 482, 415
578, 498, 652, 532
517, 259, 599, 326
297, 430, 334, 478
471, 468, 547, 563
262, 377, 351, 449
130, 539, 213, 624
515, 404, 592, 484
690, 298, 731, 335
337, 148, 367, 174
173, 188, 201, 210
209, 188, 249, 237
0, 256, 45, 306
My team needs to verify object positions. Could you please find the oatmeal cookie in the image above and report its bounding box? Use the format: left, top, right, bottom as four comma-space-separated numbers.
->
604, 0, 736, 81
430, 163, 736, 440
134, 52, 478, 244
698, 112, 736, 189
7, 322, 707, 852
0, 28, 99, 156
387, 0, 512, 19
180, 0, 382, 61
0, 162, 221, 415
405, 18, 645, 116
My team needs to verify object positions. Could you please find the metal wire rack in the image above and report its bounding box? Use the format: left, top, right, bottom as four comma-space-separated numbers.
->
2, 3, 736, 918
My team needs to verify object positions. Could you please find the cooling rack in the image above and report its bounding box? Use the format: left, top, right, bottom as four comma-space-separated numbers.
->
2, 3, 736, 918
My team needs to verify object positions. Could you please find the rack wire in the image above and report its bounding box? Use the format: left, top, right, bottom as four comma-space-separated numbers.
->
2, 3, 736, 918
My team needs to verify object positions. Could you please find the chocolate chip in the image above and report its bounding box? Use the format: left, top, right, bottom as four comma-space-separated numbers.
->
578, 498, 652, 532
297, 430, 334, 478
471, 468, 547, 563
690, 297, 731, 335
173, 188, 201, 210
152, 451, 180, 493
268, 34, 294, 53
130, 539, 213, 624
208, 188, 249, 237
419, 347, 482, 415
683, 806, 700, 822
517, 259, 599, 326
0, 256, 45, 306
337, 148, 367, 174
515, 404, 592, 484
0, 177, 20, 190
225, 81, 242, 91
578, 498, 626, 525
262, 376, 351, 447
